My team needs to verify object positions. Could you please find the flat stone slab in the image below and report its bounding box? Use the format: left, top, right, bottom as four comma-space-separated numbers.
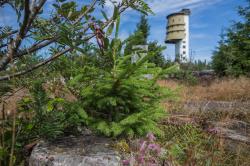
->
208, 120, 250, 144
29, 135, 121, 166
184, 101, 250, 112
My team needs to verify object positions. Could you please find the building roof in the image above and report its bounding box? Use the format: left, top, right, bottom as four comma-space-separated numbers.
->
167, 9, 191, 19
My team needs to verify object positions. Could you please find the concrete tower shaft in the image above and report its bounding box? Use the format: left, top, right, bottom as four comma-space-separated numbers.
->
165, 9, 191, 63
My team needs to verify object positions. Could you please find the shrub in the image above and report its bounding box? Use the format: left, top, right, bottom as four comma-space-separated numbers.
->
0, 80, 84, 165
69, 19, 177, 137
69, 52, 177, 137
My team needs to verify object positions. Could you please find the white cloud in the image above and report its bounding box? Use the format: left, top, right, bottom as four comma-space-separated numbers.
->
105, 0, 123, 7
104, 0, 224, 22
105, 0, 222, 14
105, 0, 124, 17
147, 0, 223, 15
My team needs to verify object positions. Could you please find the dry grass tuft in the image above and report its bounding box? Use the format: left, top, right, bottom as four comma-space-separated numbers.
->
159, 77, 250, 102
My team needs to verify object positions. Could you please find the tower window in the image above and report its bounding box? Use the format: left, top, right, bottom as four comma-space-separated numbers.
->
183, 45, 186, 48
183, 51, 186, 54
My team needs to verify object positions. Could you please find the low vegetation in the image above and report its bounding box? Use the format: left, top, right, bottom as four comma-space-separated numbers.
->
158, 77, 250, 165
159, 76, 250, 102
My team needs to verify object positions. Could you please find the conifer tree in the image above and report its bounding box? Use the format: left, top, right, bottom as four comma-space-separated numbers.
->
124, 15, 166, 67
212, 0, 250, 76
69, 17, 177, 137
124, 15, 149, 55
136, 15, 150, 43
148, 41, 167, 68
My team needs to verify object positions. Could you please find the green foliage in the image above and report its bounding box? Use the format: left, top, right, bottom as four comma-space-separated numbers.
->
18, 81, 64, 139
212, 1, 250, 77
69, 51, 174, 137
1, 0, 167, 164
160, 124, 222, 165
0, 0, 155, 77
128, 0, 154, 15
69, 20, 177, 137
124, 15, 167, 67
135, 15, 149, 43
0, 80, 84, 165
185, 60, 211, 71
124, 16, 148, 55
148, 41, 167, 68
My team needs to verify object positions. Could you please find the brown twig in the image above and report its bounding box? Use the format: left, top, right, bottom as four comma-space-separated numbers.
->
16, 37, 58, 57
0, 47, 72, 81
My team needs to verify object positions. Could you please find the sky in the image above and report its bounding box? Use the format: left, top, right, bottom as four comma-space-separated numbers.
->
116, 0, 247, 61
0, 0, 248, 62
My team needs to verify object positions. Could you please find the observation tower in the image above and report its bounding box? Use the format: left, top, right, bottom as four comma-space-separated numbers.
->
165, 9, 191, 63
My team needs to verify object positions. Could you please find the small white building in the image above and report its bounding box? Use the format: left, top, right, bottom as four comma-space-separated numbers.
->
165, 9, 191, 63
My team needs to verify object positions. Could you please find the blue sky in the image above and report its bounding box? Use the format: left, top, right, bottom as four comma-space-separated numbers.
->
0, 0, 247, 61
116, 0, 247, 61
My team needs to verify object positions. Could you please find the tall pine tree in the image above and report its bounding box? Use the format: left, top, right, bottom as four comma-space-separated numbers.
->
124, 15, 149, 55
124, 15, 166, 67
212, 0, 250, 76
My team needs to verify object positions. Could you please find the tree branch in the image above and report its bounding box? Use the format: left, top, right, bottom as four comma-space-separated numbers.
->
0, 43, 8, 49
0, 0, 9, 7
73, 0, 97, 24
0, 2, 128, 81
0, 0, 99, 71
0, 33, 95, 81
2, 0, 31, 71
0, 47, 72, 81
14, 0, 97, 58
0, 0, 46, 71
17, 37, 58, 57
0, 30, 18, 40
19, 0, 31, 39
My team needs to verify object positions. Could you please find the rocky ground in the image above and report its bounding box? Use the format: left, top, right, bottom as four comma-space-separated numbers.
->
29, 134, 121, 166
165, 100, 250, 145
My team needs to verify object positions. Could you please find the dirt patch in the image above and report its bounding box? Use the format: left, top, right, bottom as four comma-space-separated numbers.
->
0, 80, 77, 119
0, 88, 29, 118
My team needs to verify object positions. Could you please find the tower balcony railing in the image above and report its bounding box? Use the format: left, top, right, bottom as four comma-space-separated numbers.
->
167, 23, 185, 28
167, 29, 185, 34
